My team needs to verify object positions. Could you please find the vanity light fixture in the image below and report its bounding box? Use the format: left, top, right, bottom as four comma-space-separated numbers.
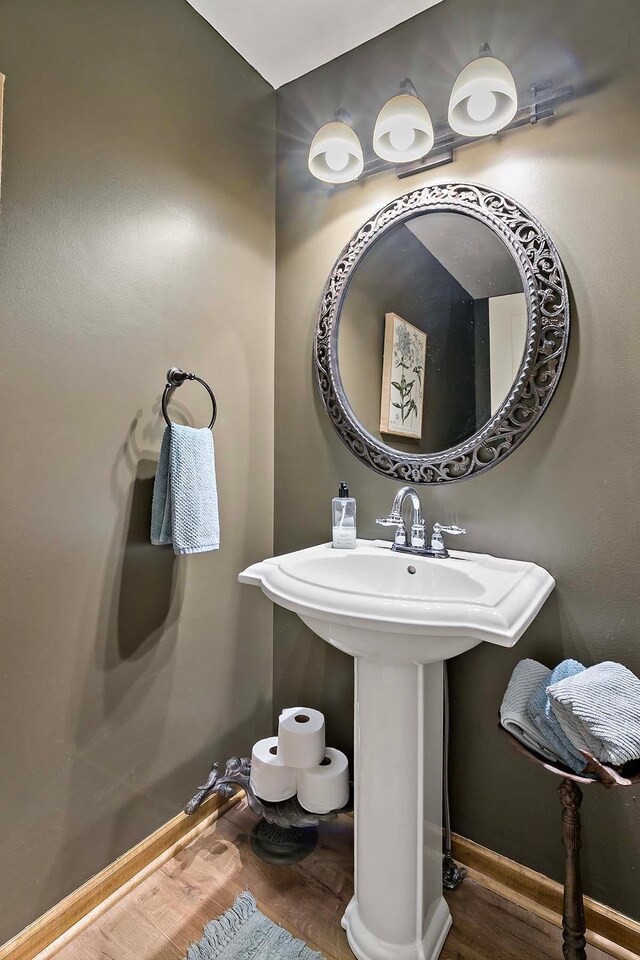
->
307, 109, 364, 184
372, 78, 434, 163
308, 50, 572, 185
448, 43, 518, 136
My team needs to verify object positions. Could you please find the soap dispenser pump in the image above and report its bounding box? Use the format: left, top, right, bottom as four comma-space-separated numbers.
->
332, 481, 357, 549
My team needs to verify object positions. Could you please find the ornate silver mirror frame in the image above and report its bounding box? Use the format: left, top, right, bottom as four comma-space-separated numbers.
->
315, 182, 569, 483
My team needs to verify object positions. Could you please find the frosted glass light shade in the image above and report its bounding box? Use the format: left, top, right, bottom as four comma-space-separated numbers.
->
373, 94, 434, 163
308, 121, 364, 183
448, 56, 517, 136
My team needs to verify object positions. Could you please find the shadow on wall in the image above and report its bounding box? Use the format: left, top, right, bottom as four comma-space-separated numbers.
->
38, 414, 184, 916
35, 390, 273, 921
82, 397, 195, 728
44, 398, 265, 897
92, 412, 183, 727
115, 453, 176, 661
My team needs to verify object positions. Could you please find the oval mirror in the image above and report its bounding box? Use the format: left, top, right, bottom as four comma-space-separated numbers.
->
315, 183, 569, 483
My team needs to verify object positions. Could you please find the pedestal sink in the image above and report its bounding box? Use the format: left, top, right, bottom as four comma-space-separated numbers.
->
239, 539, 554, 960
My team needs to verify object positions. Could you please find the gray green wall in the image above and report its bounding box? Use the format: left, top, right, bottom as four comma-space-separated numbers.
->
275, 0, 640, 920
0, 0, 274, 942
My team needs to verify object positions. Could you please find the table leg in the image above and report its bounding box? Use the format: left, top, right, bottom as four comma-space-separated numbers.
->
558, 778, 587, 960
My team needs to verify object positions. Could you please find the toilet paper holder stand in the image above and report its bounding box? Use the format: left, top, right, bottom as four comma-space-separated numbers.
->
184, 756, 352, 865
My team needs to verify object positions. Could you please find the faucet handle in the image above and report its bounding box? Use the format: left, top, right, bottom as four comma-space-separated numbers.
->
376, 514, 407, 546
430, 522, 466, 556
433, 523, 466, 536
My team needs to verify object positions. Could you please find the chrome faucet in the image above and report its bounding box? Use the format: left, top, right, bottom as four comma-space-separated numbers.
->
375, 485, 425, 552
376, 486, 466, 558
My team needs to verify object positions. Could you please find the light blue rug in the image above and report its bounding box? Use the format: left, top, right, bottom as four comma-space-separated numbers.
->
186, 892, 326, 960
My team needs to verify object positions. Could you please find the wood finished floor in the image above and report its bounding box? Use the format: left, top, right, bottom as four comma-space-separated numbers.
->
48, 802, 616, 960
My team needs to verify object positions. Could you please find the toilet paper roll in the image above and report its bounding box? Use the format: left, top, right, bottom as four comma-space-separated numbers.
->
297, 748, 350, 815
249, 737, 297, 802
277, 706, 326, 769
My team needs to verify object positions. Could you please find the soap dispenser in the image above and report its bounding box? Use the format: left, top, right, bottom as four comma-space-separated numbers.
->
332, 481, 357, 549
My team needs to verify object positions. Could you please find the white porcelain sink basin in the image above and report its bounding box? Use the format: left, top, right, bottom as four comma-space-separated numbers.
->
240, 539, 554, 663
240, 539, 554, 960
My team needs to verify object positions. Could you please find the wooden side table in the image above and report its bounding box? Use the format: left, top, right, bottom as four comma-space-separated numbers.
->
500, 726, 640, 960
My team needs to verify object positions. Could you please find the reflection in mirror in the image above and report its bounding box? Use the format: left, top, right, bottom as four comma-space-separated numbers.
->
338, 212, 526, 456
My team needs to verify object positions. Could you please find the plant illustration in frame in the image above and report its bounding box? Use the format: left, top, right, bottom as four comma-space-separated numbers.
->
379, 313, 426, 440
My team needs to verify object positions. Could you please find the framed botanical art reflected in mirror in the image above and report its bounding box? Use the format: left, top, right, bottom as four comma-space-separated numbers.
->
379, 313, 426, 440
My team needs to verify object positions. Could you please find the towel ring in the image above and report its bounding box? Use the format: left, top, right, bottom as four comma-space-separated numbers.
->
161, 367, 217, 430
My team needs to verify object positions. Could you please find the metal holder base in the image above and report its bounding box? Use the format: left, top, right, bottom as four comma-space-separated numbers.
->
184, 757, 349, 865
250, 819, 319, 865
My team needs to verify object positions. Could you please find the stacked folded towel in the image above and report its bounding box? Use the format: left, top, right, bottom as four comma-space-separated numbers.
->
548, 662, 640, 767
499, 659, 559, 761
527, 659, 588, 774
500, 658, 640, 771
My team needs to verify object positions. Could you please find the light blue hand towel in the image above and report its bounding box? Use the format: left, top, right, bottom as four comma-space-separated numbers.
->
151, 424, 220, 555
527, 659, 587, 773
548, 661, 640, 766
500, 659, 559, 761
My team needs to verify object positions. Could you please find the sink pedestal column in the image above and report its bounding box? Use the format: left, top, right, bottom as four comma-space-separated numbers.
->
342, 658, 452, 960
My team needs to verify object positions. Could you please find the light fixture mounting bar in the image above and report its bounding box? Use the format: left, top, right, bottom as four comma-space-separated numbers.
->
358, 80, 573, 182
397, 149, 454, 178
